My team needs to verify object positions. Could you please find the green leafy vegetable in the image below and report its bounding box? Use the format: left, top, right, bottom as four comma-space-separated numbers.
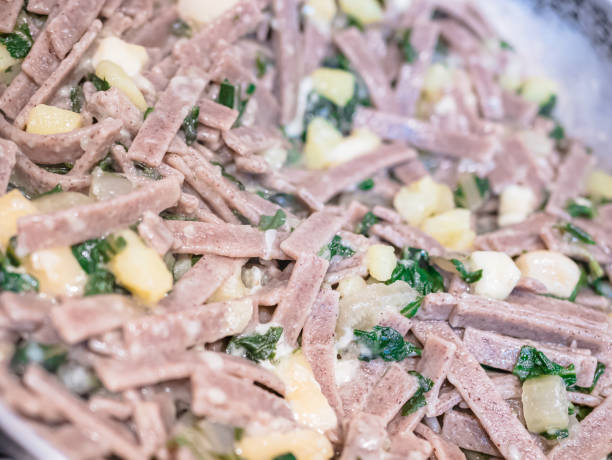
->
399, 29, 418, 63
69, 85, 84, 113
259, 209, 286, 231
401, 371, 434, 415
0, 23, 33, 59
35, 184, 62, 198
557, 222, 596, 245
0, 246, 39, 293
170, 19, 192, 37
386, 248, 445, 299
454, 175, 490, 209
549, 124, 565, 140
84, 269, 117, 296
574, 404, 593, 421
88, 73, 110, 91
227, 327, 283, 362
354, 326, 421, 362
499, 40, 514, 51
181, 105, 199, 146
319, 235, 355, 260
144, 107, 154, 120
401, 298, 423, 318
540, 429, 569, 440
160, 211, 197, 222
257, 191, 307, 214
235, 83, 256, 126
217, 80, 236, 109
10, 342, 67, 375
71, 236, 126, 296
42, 163, 73, 175
273, 454, 297, 460
451, 259, 483, 283
322, 53, 351, 71
572, 362, 605, 394
538, 94, 557, 118
592, 278, 612, 298
256, 52, 271, 77
355, 211, 380, 236
512, 346, 576, 388
566, 199, 597, 219
358, 178, 375, 191
135, 162, 162, 180
211, 162, 245, 191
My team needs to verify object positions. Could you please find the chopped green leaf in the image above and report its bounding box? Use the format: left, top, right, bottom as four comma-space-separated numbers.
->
227, 327, 283, 362
144, 107, 154, 120
386, 247, 445, 297
549, 124, 565, 140
322, 53, 351, 71
319, 235, 355, 260
500, 39, 514, 51
257, 191, 307, 214
538, 94, 557, 118
355, 211, 380, 236
0, 269, 39, 293
97, 154, 114, 172
170, 19, 192, 37
572, 362, 605, 393
399, 29, 418, 63
160, 211, 197, 222
358, 178, 375, 191
71, 236, 126, 296
454, 175, 490, 209
354, 326, 421, 362
181, 105, 199, 146
273, 454, 297, 460
256, 52, 270, 78
69, 85, 84, 113
401, 371, 434, 415
41, 163, 73, 175
512, 346, 577, 388
401, 297, 423, 318
217, 80, 236, 109
540, 429, 569, 440
246, 83, 256, 95
0, 23, 33, 59
235, 83, 256, 127
574, 404, 593, 421
557, 222, 596, 245
134, 162, 162, 180
88, 73, 110, 91
5, 236, 20, 267
259, 209, 286, 231
10, 342, 67, 375
592, 278, 612, 298
211, 162, 245, 191
34, 184, 62, 199
451, 259, 483, 283
84, 269, 117, 296
566, 199, 597, 219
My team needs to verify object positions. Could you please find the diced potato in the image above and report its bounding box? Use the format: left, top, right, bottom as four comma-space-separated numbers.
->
260, 145, 288, 170
275, 350, 337, 432
236, 429, 333, 460
23, 247, 87, 297
95, 60, 147, 111
366, 244, 397, 282
0, 190, 38, 250
90, 168, 134, 201
522, 375, 569, 434
338, 0, 383, 25
209, 266, 247, 302
92, 36, 149, 78
469, 251, 521, 300
325, 128, 381, 167
393, 176, 454, 227
311, 68, 355, 107
178, 0, 240, 25
0, 43, 19, 73
33, 192, 93, 213
515, 250, 581, 299
304, 0, 337, 26
26, 104, 82, 135
304, 117, 343, 170
108, 229, 173, 304
422, 64, 453, 102
517, 130, 555, 158
221, 298, 253, 336
421, 209, 475, 251
586, 170, 612, 201
337, 275, 367, 298
498, 185, 537, 227
520, 76, 559, 105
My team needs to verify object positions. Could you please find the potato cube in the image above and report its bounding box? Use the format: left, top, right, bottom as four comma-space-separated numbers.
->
338, 0, 383, 25
95, 60, 147, 111
26, 104, 82, 135
0, 190, 38, 250
498, 185, 537, 227
236, 429, 333, 460
311, 68, 355, 107
469, 251, 521, 300
366, 244, 397, 282
515, 250, 581, 299
522, 375, 569, 434
337, 274, 367, 298
107, 229, 173, 304
24, 247, 87, 297
520, 76, 559, 105
325, 127, 381, 167
423, 64, 452, 101
393, 176, 454, 227
178, 0, 240, 25
209, 266, 246, 302
305, 0, 337, 26
33, 192, 93, 213
304, 117, 343, 169
421, 209, 475, 250
586, 170, 612, 201
92, 37, 149, 78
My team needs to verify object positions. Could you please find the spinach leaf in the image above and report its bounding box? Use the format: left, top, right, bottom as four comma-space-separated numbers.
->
273, 454, 296, 460
354, 326, 421, 362
42, 163, 73, 175
549, 124, 565, 140
170, 19, 192, 37
144, 107, 154, 120
566, 199, 597, 219
540, 429, 569, 440
538, 94, 557, 118
0, 247, 39, 293
386, 248, 445, 298
217, 80, 236, 109
84, 269, 117, 296
451, 259, 483, 283
181, 105, 200, 146
70, 85, 84, 113
399, 29, 417, 63
257, 191, 307, 214
10, 342, 67, 375
512, 346, 577, 388
401, 371, 434, 415
454, 175, 490, 209
88, 73, 110, 91
500, 40, 514, 51
71, 236, 126, 296
0, 23, 33, 59
557, 222, 596, 245
592, 278, 612, 298
319, 235, 355, 260
134, 162, 162, 180
574, 404, 593, 421
227, 327, 283, 362
355, 211, 380, 236
235, 83, 256, 127
259, 209, 286, 231
572, 362, 605, 394
401, 298, 423, 318
322, 53, 351, 71
160, 211, 197, 222
256, 52, 271, 77
34, 184, 62, 199
211, 162, 245, 190
358, 178, 374, 191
